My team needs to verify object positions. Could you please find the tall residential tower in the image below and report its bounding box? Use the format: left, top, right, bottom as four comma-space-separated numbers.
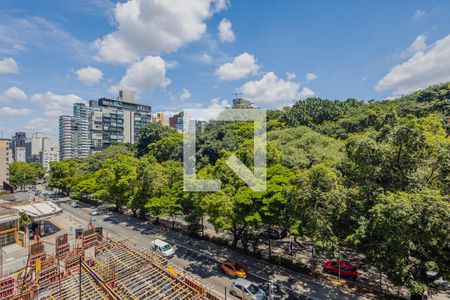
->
59, 91, 152, 159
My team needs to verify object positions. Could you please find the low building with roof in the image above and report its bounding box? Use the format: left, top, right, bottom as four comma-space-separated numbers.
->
0, 207, 19, 247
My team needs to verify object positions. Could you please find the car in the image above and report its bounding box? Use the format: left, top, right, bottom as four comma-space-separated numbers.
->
71, 202, 80, 208
259, 228, 288, 240
323, 261, 358, 280
427, 271, 450, 288
230, 278, 266, 300
90, 210, 101, 216
219, 260, 247, 278
150, 239, 175, 258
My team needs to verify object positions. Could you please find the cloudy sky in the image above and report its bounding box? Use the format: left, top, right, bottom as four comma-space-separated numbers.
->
1, 0, 450, 138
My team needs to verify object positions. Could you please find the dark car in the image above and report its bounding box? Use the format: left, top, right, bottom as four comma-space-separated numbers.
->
323, 261, 358, 281
259, 228, 288, 240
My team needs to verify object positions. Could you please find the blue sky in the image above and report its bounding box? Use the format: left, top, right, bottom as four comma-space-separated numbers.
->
1, 0, 450, 139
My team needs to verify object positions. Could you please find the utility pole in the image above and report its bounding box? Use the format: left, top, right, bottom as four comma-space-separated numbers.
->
0, 246, 3, 278
79, 256, 82, 300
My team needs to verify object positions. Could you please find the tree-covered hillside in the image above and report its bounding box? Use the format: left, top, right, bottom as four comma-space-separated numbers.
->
49, 82, 450, 298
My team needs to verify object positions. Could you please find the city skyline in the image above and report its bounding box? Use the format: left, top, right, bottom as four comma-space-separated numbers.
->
1, 0, 450, 140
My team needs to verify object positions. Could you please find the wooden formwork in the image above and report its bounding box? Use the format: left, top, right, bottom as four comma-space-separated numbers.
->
54, 233, 70, 260
1, 229, 223, 300
0, 278, 15, 298
29, 241, 46, 269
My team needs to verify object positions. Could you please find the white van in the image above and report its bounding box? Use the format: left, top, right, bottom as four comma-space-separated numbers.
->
150, 239, 175, 258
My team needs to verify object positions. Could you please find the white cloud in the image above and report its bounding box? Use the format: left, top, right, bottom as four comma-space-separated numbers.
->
180, 88, 191, 101
31, 91, 85, 117
23, 117, 58, 136
375, 34, 450, 96
208, 97, 230, 108
305, 72, 318, 81
408, 34, 427, 53
193, 52, 213, 64
76, 66, 103, 86
0, 87, 27, 103
218, 18, 235, 43
107, 85, 119, 95
412, 10, 425, 21
215, 52, 259, 81
0, 57, 19, 73
95, 0, 223, 63
0, 15, 88, 58
240, 72, 314, 106
119, 56, 170, 92
211, 0, 230, 13
286, 72, 296, 81
0, 107, 32, 116
298, 87, 315, 99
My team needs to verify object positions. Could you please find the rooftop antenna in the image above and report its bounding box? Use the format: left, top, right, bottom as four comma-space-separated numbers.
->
232, 92, 243, 100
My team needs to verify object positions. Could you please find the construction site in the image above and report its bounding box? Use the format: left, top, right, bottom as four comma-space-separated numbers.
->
0, 224, 222, 300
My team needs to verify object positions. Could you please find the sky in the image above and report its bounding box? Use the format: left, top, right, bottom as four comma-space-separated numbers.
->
1, 0, 450, 139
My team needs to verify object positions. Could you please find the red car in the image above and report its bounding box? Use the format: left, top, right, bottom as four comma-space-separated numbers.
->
323, 261, 358, 280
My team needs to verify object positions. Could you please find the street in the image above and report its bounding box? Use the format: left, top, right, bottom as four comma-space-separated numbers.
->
60, 201, 368, 300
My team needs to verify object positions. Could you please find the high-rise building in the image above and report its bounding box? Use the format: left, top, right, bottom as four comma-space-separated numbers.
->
25, 132, 45, 162
11, 132, 26, 162
40, 140, 59, 171
169, 112, 184, 132
0, 139, 11, 184
73, 103, 91, 158
59, 115, 76, 160
59, 91, 152, 159
89, 95, 152, 149
24, 132, 59, 169
152, 112, 169, 126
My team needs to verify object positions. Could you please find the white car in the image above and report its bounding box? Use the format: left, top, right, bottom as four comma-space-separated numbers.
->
230, 278, 266, 300
150, 239, 175, 258
89, 210, 100, 216
71, 202, 80, 208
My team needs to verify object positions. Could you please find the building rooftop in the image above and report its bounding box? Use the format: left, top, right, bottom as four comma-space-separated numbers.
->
0, 206, 17, 217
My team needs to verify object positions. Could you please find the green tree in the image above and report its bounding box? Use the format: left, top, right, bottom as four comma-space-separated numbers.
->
136, 123, 176, 157
287, 163, 347, 256
148, 133, 183, 162
94, 154, 138, 212
9, 162, 45, 190
49, 159, 81, 194
348, 190, 450, 298
129, 155, 166, 218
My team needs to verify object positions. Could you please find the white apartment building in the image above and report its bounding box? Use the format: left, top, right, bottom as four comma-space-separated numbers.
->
24, 132, 59, 169
59, 91, 152, 159
14, 147, 26, 162
0, 139, 11, 184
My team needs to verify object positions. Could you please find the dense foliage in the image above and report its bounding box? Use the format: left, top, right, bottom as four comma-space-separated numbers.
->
9, 162, 45, 190
49, 82, 450, 297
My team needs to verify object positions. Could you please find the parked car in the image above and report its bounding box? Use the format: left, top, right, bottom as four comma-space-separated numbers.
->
230, 278, 266, 300
71, 202, 80, 208
323, 261, 358, 280
219, 260, 247, 278
259, 228, 288, 240
89, 210, 101, 216
150, 239, 175, 258
427, 271, 450, 288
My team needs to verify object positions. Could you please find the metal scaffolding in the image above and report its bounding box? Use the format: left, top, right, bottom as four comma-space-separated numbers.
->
0, 228, 222, 300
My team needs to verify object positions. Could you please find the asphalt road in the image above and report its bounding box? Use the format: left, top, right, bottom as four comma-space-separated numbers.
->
60, 202, 325, 300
